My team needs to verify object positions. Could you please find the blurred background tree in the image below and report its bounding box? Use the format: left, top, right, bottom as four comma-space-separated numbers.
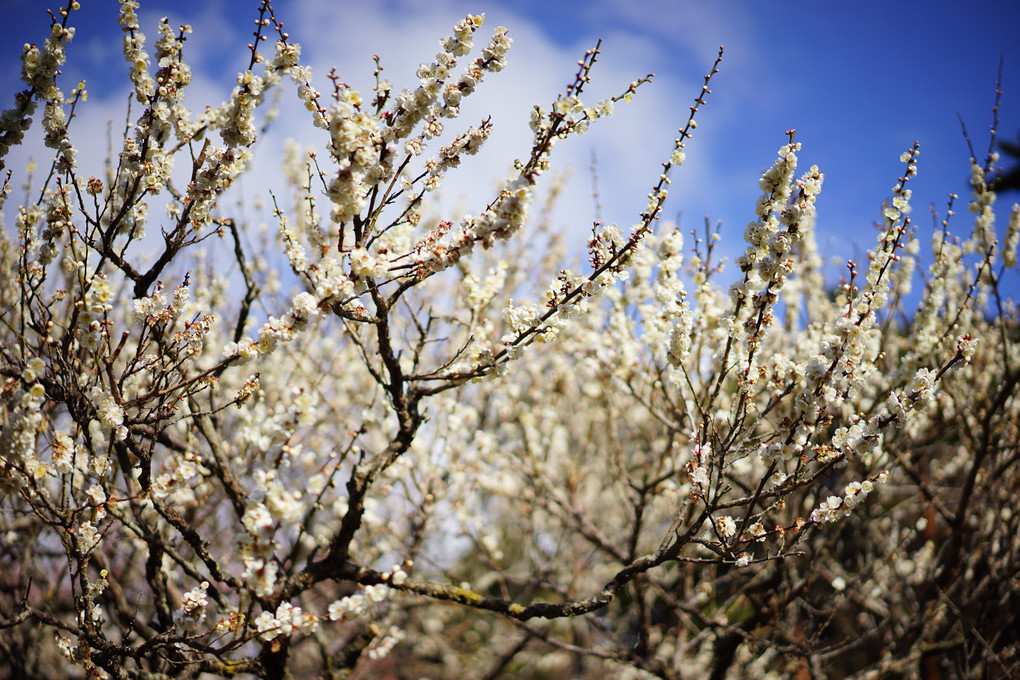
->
998, 130, 1020, 192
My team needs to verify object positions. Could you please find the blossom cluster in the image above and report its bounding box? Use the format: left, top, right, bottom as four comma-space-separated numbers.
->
810, 477, 878, 524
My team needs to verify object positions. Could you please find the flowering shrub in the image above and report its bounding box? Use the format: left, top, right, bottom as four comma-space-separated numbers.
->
1, 2, 1018, 679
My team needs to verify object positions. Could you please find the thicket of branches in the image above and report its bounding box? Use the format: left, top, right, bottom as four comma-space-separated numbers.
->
1, 2, 1018, 679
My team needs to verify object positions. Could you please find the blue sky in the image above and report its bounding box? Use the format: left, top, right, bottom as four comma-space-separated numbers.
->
3, 0, 1019, 296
